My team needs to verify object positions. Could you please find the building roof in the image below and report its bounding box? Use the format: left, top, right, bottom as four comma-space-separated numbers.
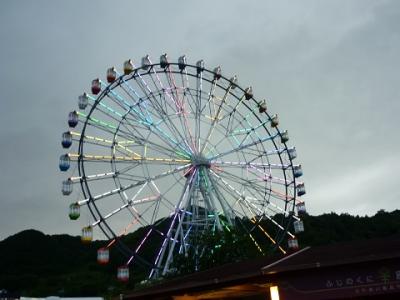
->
123, 234, 400, 299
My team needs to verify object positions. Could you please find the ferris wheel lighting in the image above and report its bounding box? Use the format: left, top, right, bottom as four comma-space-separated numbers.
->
160, 53, 169, 68
91, 78, 101, 95
78, 93, 89, 110
244, 86, 253, 100
258, 99, 267, 113
106, 67, 117, 83
142, 55, 151, 70
68, 111, 79, 128
178, 55, 186, 70
281, 130, 289, 143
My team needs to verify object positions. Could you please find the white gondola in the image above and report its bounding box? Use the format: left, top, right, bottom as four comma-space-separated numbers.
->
61, 131, 72, 148
91, 78, 101, 95
69, 203, 80, 220
59, 154, 70, 171
270, 114, 279, 128
68, 111, 79, 128
196, 60, 204, 74
97, 248, 110, 265
281, 130, 289, 143
78, 93, 89, 110
293, 165, 303, 177
123, 59, 134, 75
117, 265, 129, 282
213, 66, 222, 80
296, 201, 307, 215
288, 237, 299, 250
81, 226, 93, 243
288, 147, 297, 160
259, 100, 267, 113
297, 183, 306, 197
107, 67, 117, 83
160, 53, 169, 68
244, 86, 253, 100
178, 55, 186, 70
142, 55, 151, 70
230, 75, 238, 89
294, 220, 304, 233
62, 179, 73, 195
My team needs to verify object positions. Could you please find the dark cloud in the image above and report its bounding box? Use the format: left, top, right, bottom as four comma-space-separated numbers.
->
0, 0, 399, 239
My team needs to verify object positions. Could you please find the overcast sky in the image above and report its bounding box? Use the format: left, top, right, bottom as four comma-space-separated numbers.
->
0, 0, 399, 240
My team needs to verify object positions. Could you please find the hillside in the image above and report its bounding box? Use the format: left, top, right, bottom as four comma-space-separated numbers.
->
1, 210, 400, 297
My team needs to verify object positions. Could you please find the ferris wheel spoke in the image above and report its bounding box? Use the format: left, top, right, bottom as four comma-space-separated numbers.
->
241, 196, 294, 238
213, 168, 294, 203
73, 132, 142, 158
146, 57, 181, 112
211, 160, 290, 170
249, 216, 287, 254
78, 111, 118, 131
117, 72, 154, 123
78, 163, 191, 206
246, 165, 295, 187
69, 172, 116, 183
234, 206, 287, 254
133, 73, 172, 124
156, 92, 196, 153
77, 154, 191, 165
208, 132, 279, 161
200, 86, 233, 154
223, 94, 246, 134
228, 205, 265, 254
246, 195, 299, 221
103, 86, 191, 156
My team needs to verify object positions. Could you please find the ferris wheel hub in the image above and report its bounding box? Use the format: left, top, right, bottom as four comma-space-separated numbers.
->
191, 155, 211, 168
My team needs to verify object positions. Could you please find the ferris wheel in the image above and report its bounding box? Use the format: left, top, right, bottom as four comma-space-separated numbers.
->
59, 54, 307, 282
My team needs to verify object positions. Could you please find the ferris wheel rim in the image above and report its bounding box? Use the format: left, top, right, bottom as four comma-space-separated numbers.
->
65, 56, 304, 276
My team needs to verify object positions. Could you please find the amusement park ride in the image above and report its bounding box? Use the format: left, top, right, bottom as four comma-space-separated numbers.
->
59, 54, 307, 282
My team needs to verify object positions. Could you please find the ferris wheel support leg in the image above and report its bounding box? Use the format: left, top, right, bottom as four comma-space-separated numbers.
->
205, 170, 234, 226
151, 170, 198, 278
161, 172, 198, 276
198, 170, 223, 232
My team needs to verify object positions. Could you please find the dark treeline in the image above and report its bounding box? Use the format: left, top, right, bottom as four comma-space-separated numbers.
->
1, 209, 400, 297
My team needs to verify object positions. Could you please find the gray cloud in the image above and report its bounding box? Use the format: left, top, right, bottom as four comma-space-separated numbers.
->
0, 0, 399, 239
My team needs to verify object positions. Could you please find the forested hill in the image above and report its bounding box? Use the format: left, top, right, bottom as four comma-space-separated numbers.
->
1, 210, 400, 297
